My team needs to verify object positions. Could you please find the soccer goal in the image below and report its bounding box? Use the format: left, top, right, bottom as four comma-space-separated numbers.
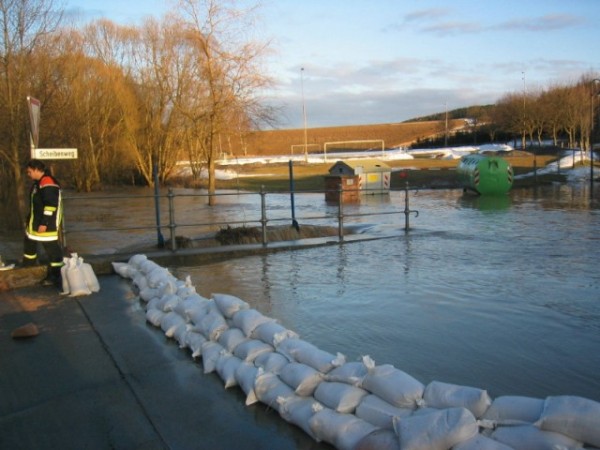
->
291, 143, 321, 155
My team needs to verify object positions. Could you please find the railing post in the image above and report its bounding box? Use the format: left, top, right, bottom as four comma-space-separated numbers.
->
338, 185, 344, 241
168, 188, 177, 251
404, 181, 419, 232
260, 186, 268, 247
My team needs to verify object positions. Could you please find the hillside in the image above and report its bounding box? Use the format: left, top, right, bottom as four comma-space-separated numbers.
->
241, 119, 464, 156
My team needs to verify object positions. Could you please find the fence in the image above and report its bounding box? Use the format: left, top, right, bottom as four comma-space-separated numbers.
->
61, 186, 418, 253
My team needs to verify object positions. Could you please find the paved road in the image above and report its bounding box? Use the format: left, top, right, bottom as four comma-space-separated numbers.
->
0, 275, 331, 450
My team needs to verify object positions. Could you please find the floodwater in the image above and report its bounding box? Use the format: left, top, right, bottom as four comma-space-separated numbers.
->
62, 179, 600, 403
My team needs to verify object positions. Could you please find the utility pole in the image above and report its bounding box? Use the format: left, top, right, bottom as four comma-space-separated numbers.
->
301, 67, 308, 162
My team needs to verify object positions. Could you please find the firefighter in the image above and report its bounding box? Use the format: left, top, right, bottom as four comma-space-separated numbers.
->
22, 159, 64, 288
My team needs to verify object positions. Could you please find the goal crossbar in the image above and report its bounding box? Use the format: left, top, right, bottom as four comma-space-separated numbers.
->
323, 139, 384, 161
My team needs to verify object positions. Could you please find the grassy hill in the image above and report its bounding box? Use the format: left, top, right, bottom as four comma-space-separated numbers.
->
241, 119, 465, 156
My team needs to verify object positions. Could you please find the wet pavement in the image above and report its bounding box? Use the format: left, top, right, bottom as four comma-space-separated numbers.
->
0, 275, 332, 450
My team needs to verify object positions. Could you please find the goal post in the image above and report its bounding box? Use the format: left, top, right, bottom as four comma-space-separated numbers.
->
323, 140, 384, 162
291, 143, 321, 155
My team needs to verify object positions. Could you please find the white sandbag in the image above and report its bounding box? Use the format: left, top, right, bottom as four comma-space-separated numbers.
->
147, 295, 169, 312
127, 254, 148, 269
254, 351, 289, 375
185, 331, 207, 358
172, 323, 189, 348
279, 362, 324, 396
67, 256, 92, 297
325, 357, 371, 386
132, 272, 148, 291
355, 394, 413, 429
145, 308, 165, 327
235, 362, 260, 405
491, 424, 582, 450
155, 277, 178, 297
201, 341, 225, 374
213, 293, 250, 318
481, 395, 544, 425
138, 258, 160, 274
423, 380, 492, 418
313, 381, 369, 414
146, 266, 174, 288
453, 433, 514, 450
139, 286, 160, 303
80, 259, 100, 293
60, 258, 71, 295
361, 363, 424, 408
217, 328, 248, 352
308, 407, 378, 450
535, 395, 600, 447
232, 308, 275, 337
179, 295, 212, 322
251, 321, 299, 347
176, 275, 196, 298
354, 428, 401, 450
233, 339, 273, 363
160, 311, 186, 338
278, 395, 323, 440
393, 407, 478, 450
196, 310, 228, 341
215, 353, 242, 389
276, 338, 345, 373
111, 261, 136, 279
253, 371, 295, 414
162, 294, 182, 312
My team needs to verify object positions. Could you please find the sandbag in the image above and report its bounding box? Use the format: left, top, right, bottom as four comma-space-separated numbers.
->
482, 395, 544, 425
127, 254, 147, 269
279, 362, 324, 396
535, 395, 600, 447
81, 259, 100, 293
173, 294, 211, 320
325, 357, 371, 386
353, 428, 400, 450
201, 341, 225, 374
252, 321, 299, 347
160, 311, 186, 337
308, 407, 377, 450
217, 328, 248, 352
254, 351, 289, 374
361, 363, 424, 408
213, 293, 249, 318
235, 362, 259, 405
111, 261, 136, 279
176, 275, 197, 298
184, 331, 207, 358
233, 339, 273, 363
232, 308, 275, 337
393, 407, 478, 450
491, 424, 582, 450
276, 338, 345, 373
423, 380, 492, 418
253, 371, 295, 414
313, 381, 369, 414
145, 308, 165, 327
355, 394, 413, 429
215, 353, 242, 388
453, 433, 514, 450
278, 395, 322, 440
196, 310, 228, 341
64, 254, 92, 297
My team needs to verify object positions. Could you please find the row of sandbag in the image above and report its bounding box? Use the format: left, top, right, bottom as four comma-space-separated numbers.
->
112, 255, 600, 450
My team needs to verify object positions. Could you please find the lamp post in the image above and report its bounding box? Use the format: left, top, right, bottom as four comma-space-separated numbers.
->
301, 67, 308, 162
590, 79, 600, 196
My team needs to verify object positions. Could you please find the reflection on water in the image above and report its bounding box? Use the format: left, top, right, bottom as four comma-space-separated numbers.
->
166, 184, 600, 403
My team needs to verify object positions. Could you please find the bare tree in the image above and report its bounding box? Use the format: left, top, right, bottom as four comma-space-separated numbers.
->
0, 0, 63, 229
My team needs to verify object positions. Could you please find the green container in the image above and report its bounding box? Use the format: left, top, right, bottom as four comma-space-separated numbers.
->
457, 154, 513, 195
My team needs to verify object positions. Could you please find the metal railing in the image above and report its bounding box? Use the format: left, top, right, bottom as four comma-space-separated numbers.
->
61, 186, 418, 252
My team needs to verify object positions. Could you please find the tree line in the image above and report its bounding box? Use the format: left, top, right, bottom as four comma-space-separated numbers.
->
1, 0, 598, 231
0, 0, 273, 230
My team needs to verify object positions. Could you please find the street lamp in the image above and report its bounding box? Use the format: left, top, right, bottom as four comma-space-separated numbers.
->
590, 78, 600, 195
301, 67, 308, 162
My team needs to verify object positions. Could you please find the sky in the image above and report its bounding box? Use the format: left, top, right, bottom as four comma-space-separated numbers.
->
63, 0, 600, 129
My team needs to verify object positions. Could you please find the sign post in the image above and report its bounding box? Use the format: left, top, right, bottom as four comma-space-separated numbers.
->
27, 96, 77, 160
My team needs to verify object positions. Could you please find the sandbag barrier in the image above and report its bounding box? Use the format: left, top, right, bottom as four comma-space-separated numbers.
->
113, 255, 600, 450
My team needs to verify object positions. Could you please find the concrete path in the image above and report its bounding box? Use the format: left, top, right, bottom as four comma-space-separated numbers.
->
0, 275, 331, 450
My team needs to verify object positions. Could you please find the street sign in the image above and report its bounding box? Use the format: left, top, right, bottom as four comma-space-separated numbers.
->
33, 148, 78, 160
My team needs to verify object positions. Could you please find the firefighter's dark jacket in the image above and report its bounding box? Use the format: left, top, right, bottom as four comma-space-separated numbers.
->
26, 172, 62, 242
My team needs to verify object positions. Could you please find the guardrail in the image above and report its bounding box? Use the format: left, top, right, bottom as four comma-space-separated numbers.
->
62, 186, 418, 252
